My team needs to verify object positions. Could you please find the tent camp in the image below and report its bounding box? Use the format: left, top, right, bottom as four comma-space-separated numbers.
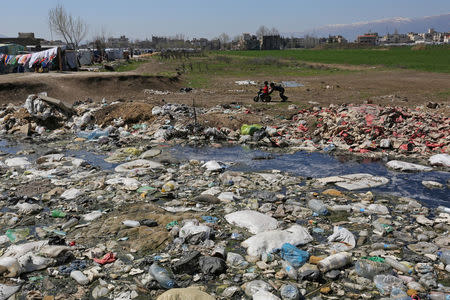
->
0, 44, 25, 55
78, 49, 93, 65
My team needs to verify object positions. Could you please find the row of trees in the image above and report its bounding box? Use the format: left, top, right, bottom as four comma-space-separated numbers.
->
48, 4, 283, 50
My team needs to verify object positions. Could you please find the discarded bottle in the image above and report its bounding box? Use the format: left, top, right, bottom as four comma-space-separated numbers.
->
373, 275, 405, 295
149, 263, 175, 289
329, 205, 352, 212
51, 210, 66, 218
384, 257, 413, 274
355, 259, 392, 279
437, 250, 450, 265
62, 218, 79, 230
280, 284, 300, 300
282, 260, 298, 280
371, 243, 399, 250
317, 252, 352, 272
308, 199, 328, 215
70, 270, 89, 285
122, 220, 140, 228
77, 129, 108, 140
390, 287, 410, 300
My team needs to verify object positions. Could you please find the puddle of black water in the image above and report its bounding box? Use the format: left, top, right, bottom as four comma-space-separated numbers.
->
170, 145, 450, 208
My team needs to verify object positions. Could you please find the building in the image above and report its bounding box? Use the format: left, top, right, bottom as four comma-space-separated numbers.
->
0, 32, 43, 48
283, 37, 305, 49
108, 35, 129, 48
236, 33, 260, 50
260, 35, 282, 50
326, 35, 347, 44
357, 33, 379, 45
380, 30, 411, 44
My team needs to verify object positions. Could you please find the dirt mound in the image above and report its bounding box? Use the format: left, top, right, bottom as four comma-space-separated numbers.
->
198, 111, 263, 130
0, 73, 181, 105
93, 101, 155, 125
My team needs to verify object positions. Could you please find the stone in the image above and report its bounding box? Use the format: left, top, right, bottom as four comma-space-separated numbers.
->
316, 173, 389, 190
386, 160, 433, 172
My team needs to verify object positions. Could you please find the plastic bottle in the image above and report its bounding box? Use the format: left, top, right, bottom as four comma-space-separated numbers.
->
70, 270, 89, 285
280, 284, 300, 300
437, 250, 450, 265
51, 210, 66, 218
390, 287, 410, 300
282, 261, 298, 280
62, 217, 79, 230
355, 259, 392, 279
77, 129, 108, 140
384, 257, 413, 274
308, 199, 328, 215
122, 220, 140, 228
317, 252, 352, 272
373, 275, 405, 295
371, 243, 399, 250
329, 205, 352, 212
149, 263, 175, 289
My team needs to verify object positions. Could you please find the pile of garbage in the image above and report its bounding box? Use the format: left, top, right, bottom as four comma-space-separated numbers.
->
0, 140, 449, 299
0, 95, 448, 299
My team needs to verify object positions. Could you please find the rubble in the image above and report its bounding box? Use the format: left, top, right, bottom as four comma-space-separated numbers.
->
0, 95, 448, 299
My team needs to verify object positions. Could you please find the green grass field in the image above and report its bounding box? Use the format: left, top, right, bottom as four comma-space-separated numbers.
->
217, 45, 450, 73
175, 54, 351, 88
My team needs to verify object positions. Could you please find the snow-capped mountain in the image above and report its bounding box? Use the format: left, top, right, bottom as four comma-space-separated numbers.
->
284, 14, 450, 40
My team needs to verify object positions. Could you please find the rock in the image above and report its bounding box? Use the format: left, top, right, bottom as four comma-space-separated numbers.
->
242, 225, 313, 257
386, 160, 433, 172
115, 159, 163, 173
322, 189, 343, 197
157, 287, 215, 300
421, 180, 443, 189
61, 188, 83, 200
429, 154, 450, 167
105, 177, 141, 191
202, 160, 226, 171
225, 210, 278, 234
5, 157, 31, 168
415, 215, 434, 226
195, 194, 221, 204
379, 139, 391, 148
0, 284, 21, 299
253, 290, 281, 300
316, 173, 389, 190
140, 149, 161, 159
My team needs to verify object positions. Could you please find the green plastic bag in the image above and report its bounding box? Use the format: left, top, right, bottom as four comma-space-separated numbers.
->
241, 124, 262, 136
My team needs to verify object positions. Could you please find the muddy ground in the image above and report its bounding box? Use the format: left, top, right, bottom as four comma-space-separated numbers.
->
0, 59, 449, 126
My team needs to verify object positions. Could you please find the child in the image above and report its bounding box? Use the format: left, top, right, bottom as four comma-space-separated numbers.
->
269, 82, 288, 102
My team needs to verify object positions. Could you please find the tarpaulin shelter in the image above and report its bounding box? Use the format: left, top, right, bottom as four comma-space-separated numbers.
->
0, 44, 25, 55
78, 49, 93, 65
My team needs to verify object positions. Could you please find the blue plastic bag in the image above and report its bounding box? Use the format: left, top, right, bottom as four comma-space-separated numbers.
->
280, 243, 309, 268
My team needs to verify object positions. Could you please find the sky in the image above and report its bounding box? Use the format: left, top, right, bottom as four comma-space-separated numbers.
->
1, 0, 449, 40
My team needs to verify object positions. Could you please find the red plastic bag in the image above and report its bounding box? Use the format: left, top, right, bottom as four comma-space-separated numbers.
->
94, 252, 116, 265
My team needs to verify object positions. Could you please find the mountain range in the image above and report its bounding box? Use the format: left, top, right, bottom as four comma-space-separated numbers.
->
284, 14, 450, 41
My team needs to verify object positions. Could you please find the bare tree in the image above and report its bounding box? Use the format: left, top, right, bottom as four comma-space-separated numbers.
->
48, 4, 88, 49
270, 27, 280, 36
92, 26, 109, 51
256, 25, 270, 38
218, 33, 230, 44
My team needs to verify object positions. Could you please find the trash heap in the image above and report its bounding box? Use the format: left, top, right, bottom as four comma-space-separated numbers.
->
0, 95, 448, 299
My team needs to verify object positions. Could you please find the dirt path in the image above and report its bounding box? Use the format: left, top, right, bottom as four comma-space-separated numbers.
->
0, 59, 449, 117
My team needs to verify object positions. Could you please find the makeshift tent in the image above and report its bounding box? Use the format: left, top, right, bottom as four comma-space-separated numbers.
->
0, 44, 25, 55
105, 48, 122, 61
78, 49, 93, 65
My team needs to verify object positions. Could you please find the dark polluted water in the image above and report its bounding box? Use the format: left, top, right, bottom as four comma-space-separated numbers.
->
170, 145, 450, 208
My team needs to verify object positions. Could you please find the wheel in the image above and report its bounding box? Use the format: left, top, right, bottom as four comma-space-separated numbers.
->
253, 96, 260, 102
